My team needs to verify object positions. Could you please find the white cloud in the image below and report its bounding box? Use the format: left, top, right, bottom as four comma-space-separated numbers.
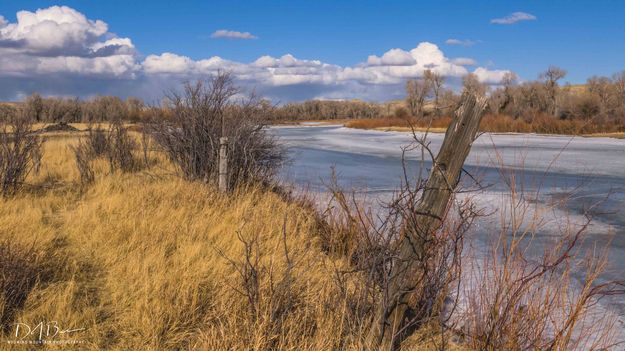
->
211, 29, 257, 40
0, 6, 516, 102
491, 12, 537, 25
445, 38, 476, 46
90, 37, 135, 56
253, 55, 279, 68
36, 55, 138, 76
0, 6, 127, 56
0, 5, 137, 82
143, 53, 194, 74
452, 57, 477, 66
367, 48, 416, 66
472, 67, 513, 84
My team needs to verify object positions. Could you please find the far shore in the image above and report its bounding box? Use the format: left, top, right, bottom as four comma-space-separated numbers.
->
273, 119, 625, 139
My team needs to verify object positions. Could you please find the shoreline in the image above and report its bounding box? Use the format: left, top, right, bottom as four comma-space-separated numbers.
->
272, 120, 625, 139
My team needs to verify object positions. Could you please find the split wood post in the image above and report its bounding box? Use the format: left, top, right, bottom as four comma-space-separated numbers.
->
364, 93, 488, 351
219, 136, 229, 192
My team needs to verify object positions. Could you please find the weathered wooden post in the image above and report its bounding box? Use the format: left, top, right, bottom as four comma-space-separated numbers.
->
364, 93, 489, 351
219, 136, 229, 192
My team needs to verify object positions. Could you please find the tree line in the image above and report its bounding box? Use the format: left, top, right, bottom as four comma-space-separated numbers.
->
2, 66, 625, 133
0, 94, 152, 123
405, 66, 625, 132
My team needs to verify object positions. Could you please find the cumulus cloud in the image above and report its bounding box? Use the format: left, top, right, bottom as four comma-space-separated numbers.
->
0, 5, 137, 82
0, 6, 515, 101
491, 12, 537, 25
445, 38, 476, 46
211, 29, 257, 40
0, 6, 134, 57
143, 53, 195, 74
472, 67, 513, 84
367, 48, 416, 66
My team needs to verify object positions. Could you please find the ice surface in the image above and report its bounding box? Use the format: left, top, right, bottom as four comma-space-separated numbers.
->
271, 125, 625, 339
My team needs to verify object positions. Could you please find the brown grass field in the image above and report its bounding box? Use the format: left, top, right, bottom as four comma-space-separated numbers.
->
0, 131, 461, 350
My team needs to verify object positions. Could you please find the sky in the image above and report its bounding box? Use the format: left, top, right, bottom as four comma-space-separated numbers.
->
0, 1, 624, 102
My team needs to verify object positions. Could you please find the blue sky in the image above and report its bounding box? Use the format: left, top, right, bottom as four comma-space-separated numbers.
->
1, 1, 624, 101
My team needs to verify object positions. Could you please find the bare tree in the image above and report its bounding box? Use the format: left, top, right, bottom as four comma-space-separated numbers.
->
491, 72, 518, 115
406, 77, 432, 118
540, 66, 567, 116
462, 73, 487, 97
424, 70, 445, 116
587, 76, 614, 116
24, 93, 44, 122
613, 71, 625, 99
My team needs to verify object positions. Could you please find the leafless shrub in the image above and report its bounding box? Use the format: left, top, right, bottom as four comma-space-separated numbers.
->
140, 124, 152, 167
0, 115, 43, 197
150, 72, 285, 189
85, 124, 109, 157
321, 95, 624, 350
70, 140, 95, 185
215, 216, 300, 347
321, 105, 486, 350
461, 223, 623, 350
323, 164, 481, 350
81, 120, 138, 174
105, 120, 138, 173
455, 152, 625, 350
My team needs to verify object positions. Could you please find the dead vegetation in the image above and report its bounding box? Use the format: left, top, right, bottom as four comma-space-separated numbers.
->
1, 81, 623, 350
320, 95, 624, 350
149, 72, 285, 190
0, 115, 42, 197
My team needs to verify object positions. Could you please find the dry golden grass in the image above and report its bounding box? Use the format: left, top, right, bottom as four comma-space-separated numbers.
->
342, 114, 625, 138
344, 116, 451, 132
0, 133, 462, 350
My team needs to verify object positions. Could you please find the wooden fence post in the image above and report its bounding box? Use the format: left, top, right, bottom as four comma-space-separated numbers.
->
364, 93, 488, 351
219, 137, 229, 192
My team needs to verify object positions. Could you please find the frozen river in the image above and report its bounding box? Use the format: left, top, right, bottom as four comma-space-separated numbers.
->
271, 124, 625, 328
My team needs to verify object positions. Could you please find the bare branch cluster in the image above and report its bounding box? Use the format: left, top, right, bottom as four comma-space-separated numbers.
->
150, 72, 285, 189
0, 115, 42, 197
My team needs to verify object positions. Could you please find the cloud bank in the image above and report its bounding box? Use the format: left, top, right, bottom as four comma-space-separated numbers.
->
0, 6, 514, 102
491, 12, 537, 25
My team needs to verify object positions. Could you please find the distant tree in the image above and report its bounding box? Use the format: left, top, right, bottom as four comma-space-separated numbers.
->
612, 71, 625, 101
125, 97, 145, 121
86, 96, 128, 122
492, 72, 518, 114
587, 76, 614, 116
540, 66, 567, 116
424, 70, 445, 116
394, 106, 409, 118
462, 73, 487, 96
24, 93, 44, 122
406, 76, 432, 118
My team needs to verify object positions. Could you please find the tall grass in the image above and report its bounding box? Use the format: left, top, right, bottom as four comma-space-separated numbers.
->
0, 134, 455, 350
344, 113, 625, 135
1, 128, 621, 350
